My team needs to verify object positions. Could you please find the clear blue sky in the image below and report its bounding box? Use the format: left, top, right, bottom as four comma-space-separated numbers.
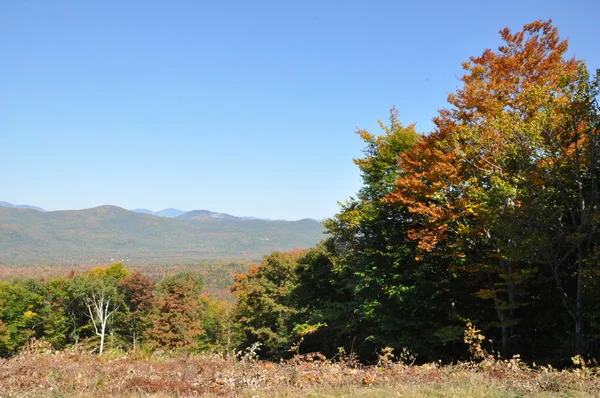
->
1, 0, 598, 220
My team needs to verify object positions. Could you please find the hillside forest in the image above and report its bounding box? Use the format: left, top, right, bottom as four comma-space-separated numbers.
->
2, 20, 600, 367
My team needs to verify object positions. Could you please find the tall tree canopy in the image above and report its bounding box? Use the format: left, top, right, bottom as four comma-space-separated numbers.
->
389, 20, 600, 357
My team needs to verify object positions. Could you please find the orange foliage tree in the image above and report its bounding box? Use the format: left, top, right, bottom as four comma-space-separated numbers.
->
389, 20, 599, 355
144, 272, 206, 350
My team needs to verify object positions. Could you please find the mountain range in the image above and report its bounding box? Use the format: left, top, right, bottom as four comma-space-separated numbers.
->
0, 202, 325, 265
0, 202, 299, 221
0, 201, 46, 212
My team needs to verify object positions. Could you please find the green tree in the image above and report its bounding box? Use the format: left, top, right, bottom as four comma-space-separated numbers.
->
232, 250, 304, 357
0, 280, 44, 356
69, 263, 130, 354
290, 242, 350, 356
318, 110, 468, 360
21, 278, 69, 350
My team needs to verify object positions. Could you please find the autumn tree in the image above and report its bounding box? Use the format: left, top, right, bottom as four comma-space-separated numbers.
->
144, 271, 206, 350
317, 110, 470, 359
118, 271, 155, 350
389, 20, 599, 356
519, 65, 600, 354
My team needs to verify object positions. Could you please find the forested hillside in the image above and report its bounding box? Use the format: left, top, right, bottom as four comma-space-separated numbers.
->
0, 205, 324, 264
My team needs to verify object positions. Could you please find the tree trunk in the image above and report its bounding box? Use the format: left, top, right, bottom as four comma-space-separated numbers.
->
576, 242, 585, 354
503, 260, 516, 358
99, 322, 106, 355
488, 273, 509, 358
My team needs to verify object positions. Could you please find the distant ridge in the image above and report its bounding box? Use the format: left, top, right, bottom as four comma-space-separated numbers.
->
2, 201, 309, 222
0, 201, 46, 212
0, 205, 325, 265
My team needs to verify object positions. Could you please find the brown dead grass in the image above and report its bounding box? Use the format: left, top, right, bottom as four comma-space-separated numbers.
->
1, 345, 599, 397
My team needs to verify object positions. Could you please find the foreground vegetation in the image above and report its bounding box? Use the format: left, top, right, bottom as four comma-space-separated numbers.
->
1, 339, 599, 397
0, 263, 243, 357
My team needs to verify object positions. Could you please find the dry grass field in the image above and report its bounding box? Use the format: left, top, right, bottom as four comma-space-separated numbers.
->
1, 342, 599, 397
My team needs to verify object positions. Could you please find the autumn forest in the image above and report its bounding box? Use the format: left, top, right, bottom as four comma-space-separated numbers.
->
2, 20, 600, 396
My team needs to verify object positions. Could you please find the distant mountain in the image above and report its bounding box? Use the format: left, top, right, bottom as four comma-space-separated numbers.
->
130, 208, 154, 215
0, 205, 325, 265
177, 210, 243, 221
0, 201, 46, 212
155, 208, 186, 218
130, 208, 185, 218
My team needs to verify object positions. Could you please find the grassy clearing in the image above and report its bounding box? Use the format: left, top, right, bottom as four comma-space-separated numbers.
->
0, 345, 598, 397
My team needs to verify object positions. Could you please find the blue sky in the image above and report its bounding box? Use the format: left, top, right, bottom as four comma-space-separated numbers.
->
1, 0, 598, 220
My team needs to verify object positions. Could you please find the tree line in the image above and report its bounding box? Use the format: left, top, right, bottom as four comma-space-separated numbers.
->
0, 263, 232, 356
231, 20, 600, 365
